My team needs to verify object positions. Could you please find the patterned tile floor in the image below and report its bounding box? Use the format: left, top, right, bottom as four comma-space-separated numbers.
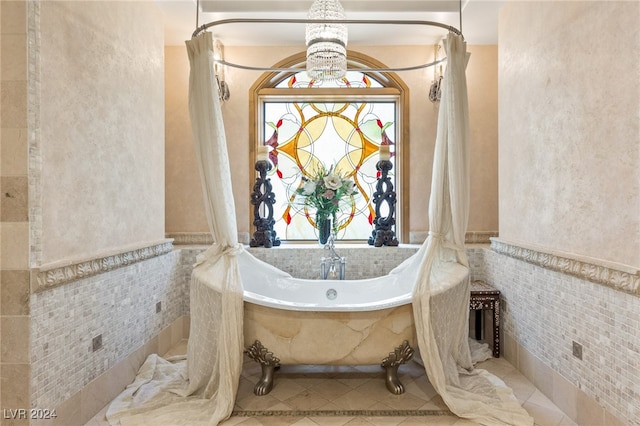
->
87, 340, 577, 426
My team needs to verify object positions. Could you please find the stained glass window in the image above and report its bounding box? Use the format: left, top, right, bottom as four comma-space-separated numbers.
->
260, 71, 397, 241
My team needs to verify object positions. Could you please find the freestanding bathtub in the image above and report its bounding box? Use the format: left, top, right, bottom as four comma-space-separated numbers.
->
237, 250, 423, 396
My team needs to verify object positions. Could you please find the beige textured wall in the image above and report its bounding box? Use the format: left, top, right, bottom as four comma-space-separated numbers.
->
1, 0, 31, 416
39, 1, 166, 264
498, 1, 640, 268
165, 46, 207, 233
165, 44, 499, 239
467, 46, 498, 232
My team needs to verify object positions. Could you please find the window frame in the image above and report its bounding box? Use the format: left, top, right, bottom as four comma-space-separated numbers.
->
249, 50, 410, 243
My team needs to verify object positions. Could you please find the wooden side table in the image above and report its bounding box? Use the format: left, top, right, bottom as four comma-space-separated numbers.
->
470, 280, 501, 358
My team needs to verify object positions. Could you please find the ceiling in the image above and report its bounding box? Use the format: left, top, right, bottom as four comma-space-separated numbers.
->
157, 0, 504, 46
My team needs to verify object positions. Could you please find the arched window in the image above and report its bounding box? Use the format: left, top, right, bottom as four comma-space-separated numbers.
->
250, 51, 409, 242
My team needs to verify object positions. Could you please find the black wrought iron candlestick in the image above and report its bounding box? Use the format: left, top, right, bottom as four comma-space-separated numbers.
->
250, 160, 281, 248
368, 159, 399, 247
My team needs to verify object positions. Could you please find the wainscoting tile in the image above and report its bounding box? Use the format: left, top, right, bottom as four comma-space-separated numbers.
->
1, 34, 26, 81
516, 344, 536, 384
129, 344, 150, 374
522, 390, 565, 426
1, 176, 28, 221
1, 80, 27, 128
170, 315, 183, 347
502, 332, 517, 366
1, 269, 30, 315
1, 1, 26, 35
533, 356, 554, 403
552, 370, 577, 422
30, 251, 184, 411
0, 316, 29, 363
158, 323, 173, 357
52, 391, 81, 426
500, 369, 536, 404
145, 334, 159, 357
80, 370, 112, 425
1, 363, 30, 409
576, 389, 604, 426
0, 128, 28, 176
0, 222, 29, 269
105, 356, 138, 406
183, 314, 191, 339
604, 410, 627, 426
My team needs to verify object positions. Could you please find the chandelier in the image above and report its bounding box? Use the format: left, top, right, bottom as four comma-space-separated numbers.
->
305, 0, 348, 80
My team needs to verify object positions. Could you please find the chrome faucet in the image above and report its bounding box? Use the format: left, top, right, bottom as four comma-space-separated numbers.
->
320, 234, 346, 280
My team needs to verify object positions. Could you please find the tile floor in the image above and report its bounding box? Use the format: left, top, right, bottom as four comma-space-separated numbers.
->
87, 340, 576, 426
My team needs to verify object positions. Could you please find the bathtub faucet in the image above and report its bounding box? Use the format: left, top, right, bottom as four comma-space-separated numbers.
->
320, 234, 346, 280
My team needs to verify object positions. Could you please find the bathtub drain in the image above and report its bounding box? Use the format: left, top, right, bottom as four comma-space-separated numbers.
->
326, 288, 337, 300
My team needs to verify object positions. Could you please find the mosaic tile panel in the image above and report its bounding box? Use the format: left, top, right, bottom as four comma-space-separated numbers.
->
247, 245, 422, 280
29, 251, 189, 410
483, 248, 639, 425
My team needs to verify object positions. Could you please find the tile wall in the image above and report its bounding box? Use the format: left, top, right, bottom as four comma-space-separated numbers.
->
29, 249, 191, 425
479, 247, 637, 425
247, 245, 421, 280
11, 242, 634, 425
1, 1, 30, 424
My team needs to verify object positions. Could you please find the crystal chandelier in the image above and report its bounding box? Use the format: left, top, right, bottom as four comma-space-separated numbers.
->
305, 0, 348, 80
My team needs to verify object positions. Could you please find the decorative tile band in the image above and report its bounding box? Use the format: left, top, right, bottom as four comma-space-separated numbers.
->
466, 231, 499, 244
167, 232, 251, 245
32, 240, 174, 292
166, 232, 214, 245
411, 231, 497, 244
232, 410, 452, 417
490, 238, 639, 296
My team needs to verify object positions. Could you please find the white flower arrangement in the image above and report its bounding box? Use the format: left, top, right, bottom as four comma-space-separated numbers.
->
295, 164, 358, 232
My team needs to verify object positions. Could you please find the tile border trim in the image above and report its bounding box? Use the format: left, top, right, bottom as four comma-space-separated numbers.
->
31, 239, 174, 292
28, 0, 43, 266
231, 410, 452, 418
166, 232, 214, 245
491, 238, 639, 296
466, 231, 499, 244
169, 231, 498, 245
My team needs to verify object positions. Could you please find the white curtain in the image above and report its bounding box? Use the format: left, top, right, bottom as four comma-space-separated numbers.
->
411, 33, 533, 425
183, 32, 245, 424
106, 33, 245, 426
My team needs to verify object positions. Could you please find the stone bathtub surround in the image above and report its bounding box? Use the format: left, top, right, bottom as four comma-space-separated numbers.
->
31, 239, 174, 293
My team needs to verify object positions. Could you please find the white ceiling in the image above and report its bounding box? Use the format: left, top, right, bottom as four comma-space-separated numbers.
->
157, 0, 504, 46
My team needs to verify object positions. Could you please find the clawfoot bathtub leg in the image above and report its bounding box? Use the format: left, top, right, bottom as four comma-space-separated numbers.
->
381, 340, 415, 395
245, 340, 281, 396
255, 364, 277, 396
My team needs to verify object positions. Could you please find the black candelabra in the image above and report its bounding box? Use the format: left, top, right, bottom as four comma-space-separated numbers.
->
250, 160, 280, 248
368, 160, 399, 247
